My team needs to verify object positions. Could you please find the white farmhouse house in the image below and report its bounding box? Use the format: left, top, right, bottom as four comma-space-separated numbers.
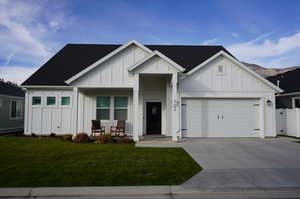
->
22, 40, 282, 141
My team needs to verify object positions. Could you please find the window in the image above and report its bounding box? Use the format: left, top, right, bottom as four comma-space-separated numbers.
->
114, 96, 128, 120
10, 100, 22, 120
61, 96, 70, 106
218, 65, 224, 74
46, 96, 56, 106
32, 96, 41, 105
96, 96, 110, 120
294, 98, 300, 108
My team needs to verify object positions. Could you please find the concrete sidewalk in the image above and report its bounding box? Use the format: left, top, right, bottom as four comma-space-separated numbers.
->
1, 186, 300, 198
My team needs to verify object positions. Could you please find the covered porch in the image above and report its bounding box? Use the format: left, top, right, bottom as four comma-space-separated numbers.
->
73, 71, 180, 141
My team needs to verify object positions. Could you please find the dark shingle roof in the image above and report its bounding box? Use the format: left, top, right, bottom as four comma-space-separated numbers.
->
267, 68, 300, 93
22, 44, 233, 86
0, 81, 25, 97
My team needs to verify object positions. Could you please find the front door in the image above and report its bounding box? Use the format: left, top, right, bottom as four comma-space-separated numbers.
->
146, 102, 162, 134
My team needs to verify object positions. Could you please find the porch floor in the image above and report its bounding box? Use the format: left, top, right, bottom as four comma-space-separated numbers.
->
138, 135, 173, 144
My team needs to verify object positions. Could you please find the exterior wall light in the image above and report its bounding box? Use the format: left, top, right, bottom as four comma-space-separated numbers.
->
266, 99, 272, 106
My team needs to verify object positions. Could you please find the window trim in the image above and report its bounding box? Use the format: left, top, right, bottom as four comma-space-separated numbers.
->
32, 96, 42, 106
10, 99, 23, 120
61, 95, 72, 107
292, 97, 300, 108
46, 96, 57, 107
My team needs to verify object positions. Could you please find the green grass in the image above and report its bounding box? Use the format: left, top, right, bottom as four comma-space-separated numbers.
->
0, 136, 201, 187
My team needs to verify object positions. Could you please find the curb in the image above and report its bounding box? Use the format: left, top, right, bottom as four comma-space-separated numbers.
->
1, 186, 300, 197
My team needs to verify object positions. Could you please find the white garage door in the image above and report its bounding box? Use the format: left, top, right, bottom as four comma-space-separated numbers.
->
182, 98, 260, 137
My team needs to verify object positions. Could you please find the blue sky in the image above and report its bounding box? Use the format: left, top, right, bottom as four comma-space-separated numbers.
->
1, 0, 300, 84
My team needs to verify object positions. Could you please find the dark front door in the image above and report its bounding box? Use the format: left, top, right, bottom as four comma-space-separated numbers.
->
146, 102, 162, 135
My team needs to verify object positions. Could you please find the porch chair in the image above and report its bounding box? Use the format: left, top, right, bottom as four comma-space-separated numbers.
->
91, 120, 105, 137
110, 120, 126, 136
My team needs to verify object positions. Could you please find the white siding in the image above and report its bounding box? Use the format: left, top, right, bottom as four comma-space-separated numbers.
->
71, 45, 149, 88
78, 89, 133, 135
25, 89, 74, 135
178, 55, 277, 137
179, 56, 274, 93
134, 56, 178, 74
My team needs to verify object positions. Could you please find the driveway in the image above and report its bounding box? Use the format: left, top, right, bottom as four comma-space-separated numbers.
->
137, 137, 300, 191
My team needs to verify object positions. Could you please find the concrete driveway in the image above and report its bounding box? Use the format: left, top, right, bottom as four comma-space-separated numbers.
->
137, 137, 300, 191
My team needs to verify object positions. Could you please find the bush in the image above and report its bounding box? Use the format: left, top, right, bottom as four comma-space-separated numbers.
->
63, 134, 73, 142
95, 134, 113, 144
113, 136, 134, 144
50, 133, 56, 137
74, 133, 90, 143
31, 133, 37, 137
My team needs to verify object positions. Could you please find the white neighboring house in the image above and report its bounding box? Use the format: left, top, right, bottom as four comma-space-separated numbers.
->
0, 81, 25, 133
22, 40, 282, 141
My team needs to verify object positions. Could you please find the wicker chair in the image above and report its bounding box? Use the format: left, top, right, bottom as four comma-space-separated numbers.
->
111, 120, 126, 136
91, 120, 105, 137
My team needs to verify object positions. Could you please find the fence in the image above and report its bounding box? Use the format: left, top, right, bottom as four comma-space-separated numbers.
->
276, 108, 300, 138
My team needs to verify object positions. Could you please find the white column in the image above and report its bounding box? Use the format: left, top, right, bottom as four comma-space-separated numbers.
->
73, 87, 79, 134
133, 74, 139, 141
24, 90, 29, 134
172, 73, 178, 141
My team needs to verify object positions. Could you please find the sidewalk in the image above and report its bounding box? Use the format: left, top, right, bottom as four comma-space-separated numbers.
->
1, 186, 300, 198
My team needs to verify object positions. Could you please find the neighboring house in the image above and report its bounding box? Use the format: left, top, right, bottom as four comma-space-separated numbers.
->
22, 40, 282, 141
268, 68, 300, 108
0, 80, 25, 133
268, 69, 300, 137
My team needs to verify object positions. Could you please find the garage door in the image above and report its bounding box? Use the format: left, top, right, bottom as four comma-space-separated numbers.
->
181, 98, 260, 137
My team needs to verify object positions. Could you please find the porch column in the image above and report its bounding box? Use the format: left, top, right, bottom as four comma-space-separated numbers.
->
133, 74, 140, 141
73, 87, 79, 134
172, 73, 178, 141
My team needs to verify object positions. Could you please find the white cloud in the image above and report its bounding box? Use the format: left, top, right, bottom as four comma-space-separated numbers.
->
0, 66, 37, 84
0, 0, 70, 66
228, 32, 300, 60
201, 38, 218, 45
228, 31, 300, 68
0, 0, 72, 83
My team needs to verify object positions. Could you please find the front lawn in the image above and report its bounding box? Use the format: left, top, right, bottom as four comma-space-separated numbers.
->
0, 136, 201, 187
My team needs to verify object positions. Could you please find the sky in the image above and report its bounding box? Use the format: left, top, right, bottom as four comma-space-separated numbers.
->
0, 0, 300, 84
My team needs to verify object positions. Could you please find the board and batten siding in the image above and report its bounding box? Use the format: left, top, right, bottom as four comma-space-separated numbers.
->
178, 55, 277, 137
78, 89, 133, 135
70, 45, 150, 88
0, 95, 24, 133
25, 89, 74, 135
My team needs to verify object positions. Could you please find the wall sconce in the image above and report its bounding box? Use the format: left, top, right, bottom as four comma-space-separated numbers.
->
266, 99, 272, 106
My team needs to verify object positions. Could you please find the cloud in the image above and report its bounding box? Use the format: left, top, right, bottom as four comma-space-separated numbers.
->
228, 31, 300, 60
0, 66, 37, 84
0, 0, 71, 66
0, 0, 72, 83
201, 38, 218, 45
228, 32, 300, 67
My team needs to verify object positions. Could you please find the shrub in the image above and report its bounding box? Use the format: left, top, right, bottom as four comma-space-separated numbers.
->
74, 133, 90, 143
113, 136, 134, 144
31, 133, 37, 137
95, 134, 113, 144
63, 134, 73, 142
50, 133, 56, 137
